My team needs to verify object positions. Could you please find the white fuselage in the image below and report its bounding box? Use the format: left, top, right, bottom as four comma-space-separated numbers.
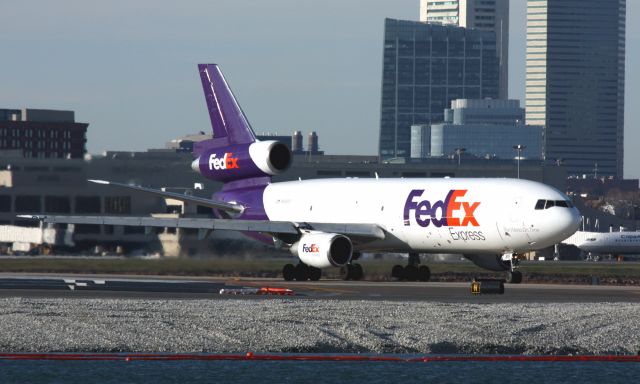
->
562, 231, 640, 255
263, 178, 581, 255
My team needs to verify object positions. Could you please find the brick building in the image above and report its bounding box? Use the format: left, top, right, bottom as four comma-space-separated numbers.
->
0, 108, 87, 159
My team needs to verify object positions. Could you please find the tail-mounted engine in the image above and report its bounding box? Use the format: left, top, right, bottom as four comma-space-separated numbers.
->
291, 233, 353, 269
192, 140, 291, 182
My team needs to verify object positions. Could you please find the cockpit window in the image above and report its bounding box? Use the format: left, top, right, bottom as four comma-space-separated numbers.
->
535, 199, 574, 210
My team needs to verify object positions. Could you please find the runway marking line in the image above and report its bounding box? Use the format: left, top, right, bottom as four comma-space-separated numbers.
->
0, 353, 639, 363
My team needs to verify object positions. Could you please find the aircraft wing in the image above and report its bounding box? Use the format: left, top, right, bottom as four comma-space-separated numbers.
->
88, 179, 243, 214
19, 215, 386, 242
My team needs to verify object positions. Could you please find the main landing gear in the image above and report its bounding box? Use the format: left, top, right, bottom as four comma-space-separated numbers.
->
282, 263, 322, 281
339, 252, 364, 280
391, 253, 431, 282
502, 253, 523, 284
282, 252, 365, 282
340, 263, 364, 281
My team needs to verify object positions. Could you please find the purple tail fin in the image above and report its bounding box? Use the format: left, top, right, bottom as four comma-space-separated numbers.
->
192, 64, 292, 187
198, 64, 256, 146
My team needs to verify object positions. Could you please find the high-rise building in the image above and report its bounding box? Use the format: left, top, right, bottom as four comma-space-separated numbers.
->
526, 0, 626, 178
419, 0, 509, 99
379, 18, 499, 159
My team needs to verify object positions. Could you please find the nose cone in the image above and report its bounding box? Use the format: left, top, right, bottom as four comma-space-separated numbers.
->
558, 207, 582, 241
536, 206, 582, 248
191, 157, 201, 174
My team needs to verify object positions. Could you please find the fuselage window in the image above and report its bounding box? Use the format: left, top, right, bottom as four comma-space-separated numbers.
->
535, 199, 545, 210
555, 200, 568, 208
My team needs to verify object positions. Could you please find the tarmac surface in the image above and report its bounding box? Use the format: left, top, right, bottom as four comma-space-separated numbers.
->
0, 274, 638, 302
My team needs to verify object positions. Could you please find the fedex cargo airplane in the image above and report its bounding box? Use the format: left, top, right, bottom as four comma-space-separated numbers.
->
24, 64, 581, 284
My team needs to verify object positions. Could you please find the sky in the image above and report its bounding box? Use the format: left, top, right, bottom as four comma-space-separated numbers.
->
1, 0, 638, 178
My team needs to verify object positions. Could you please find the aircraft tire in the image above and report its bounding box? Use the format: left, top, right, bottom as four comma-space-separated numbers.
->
283, 264, 295, 281
352, 263, 363, 281
506, 270, 523, 284
294, 263, 309, 281
340, 265, 351, 280
391, 265, 404, 280
418, 265, 431, 282
404, 265, 419, 282
309, 267, 322, 281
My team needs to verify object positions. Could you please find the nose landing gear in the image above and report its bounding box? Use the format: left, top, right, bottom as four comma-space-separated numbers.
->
506, 270, 522, 284
501, 253, 523, 284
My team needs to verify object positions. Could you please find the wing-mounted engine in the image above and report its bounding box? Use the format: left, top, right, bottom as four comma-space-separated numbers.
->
463, 254, 510, 271
192, 140, 291, 182
291, 233, 353, 269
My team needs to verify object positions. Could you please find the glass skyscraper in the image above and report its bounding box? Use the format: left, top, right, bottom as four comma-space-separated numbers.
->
419, 0, 509, 99
526, 0, 626, 178
379, 18, 499, 160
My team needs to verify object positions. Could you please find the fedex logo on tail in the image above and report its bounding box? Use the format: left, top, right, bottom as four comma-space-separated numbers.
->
403, 189, 480, 228
208, 152, 239, 171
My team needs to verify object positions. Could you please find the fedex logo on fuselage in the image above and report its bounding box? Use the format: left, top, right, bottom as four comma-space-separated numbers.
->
302, 244, 319, 253
208, 152, 239, 171
403, 189, 480, 228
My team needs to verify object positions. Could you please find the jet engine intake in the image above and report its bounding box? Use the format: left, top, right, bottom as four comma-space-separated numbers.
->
191, 140, 291, 182
292, 233, 353, 269
249, 140, 292, 175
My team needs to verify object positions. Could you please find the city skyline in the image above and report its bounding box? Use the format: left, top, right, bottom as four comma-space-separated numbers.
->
1, 0, 638, 178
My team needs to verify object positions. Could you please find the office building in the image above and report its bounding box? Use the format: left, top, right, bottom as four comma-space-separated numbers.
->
0, 108, 87, 159
420, 0, 509, 99
379, 18, 499, 160
427, 99, 542, 159
526, 0, 626, 178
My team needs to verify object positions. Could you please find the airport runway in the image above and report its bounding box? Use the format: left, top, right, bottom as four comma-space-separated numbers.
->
0, 274, 637, 302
